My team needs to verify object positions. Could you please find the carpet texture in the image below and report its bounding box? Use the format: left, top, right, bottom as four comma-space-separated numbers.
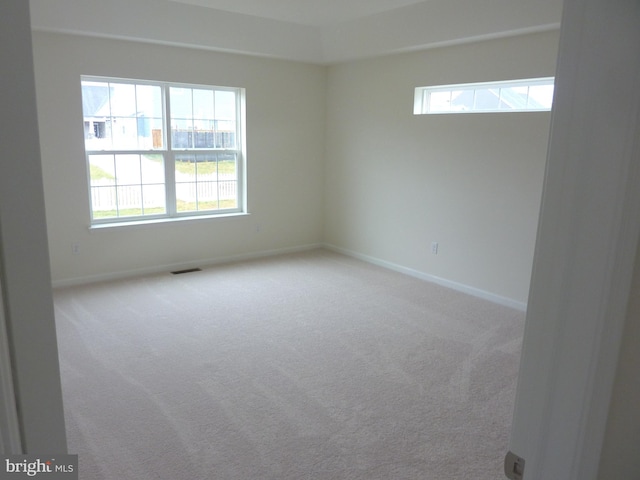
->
53, 249, 524, 479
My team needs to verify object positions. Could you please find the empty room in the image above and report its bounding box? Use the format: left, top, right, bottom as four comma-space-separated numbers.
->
2, 0, 640, 479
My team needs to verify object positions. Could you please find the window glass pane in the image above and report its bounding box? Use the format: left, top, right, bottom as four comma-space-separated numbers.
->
142, 184, 166, 215
219, 182, 237, 209
193, 118, 214, 131
109, 83, 136, 116
218, 152, 237, 179
89, 155, 115, 187
136, 118, 164, 150
141, 154, 165, 215
83, 82, 166, 150
176, 183, 197, 212
528, 84, 554, 109
141, 154, 164, 184
215, 90, 236, 121
473, 88, 500, 110
170, 87, 192, 118
89, 153, 166, 219
115, 154, 142, 185
171, 119, 193, 149
83, 77, 243, 223
84, 119, 111, 149
195, 153, 218, 181
193, 89, 214, 120
82, 81, 111, 117
215, 120, 236, 148
174, 152, 235, 212
134, 85, 162, 149
175, 154, 196, 178
136, 85, 162, 118
136, 116, 152, 149
415, 78, 554, 114
194, 127, 215, 148
499, 86, 529, 110
428, 91, 451, 112
150, 119, 164, 149
117, 185, 143, 216
91, 186, 117, 219
111, 117, 138, 149
197, 182, 218, 210
82, 81, 113, 149
450, 89, 473, 111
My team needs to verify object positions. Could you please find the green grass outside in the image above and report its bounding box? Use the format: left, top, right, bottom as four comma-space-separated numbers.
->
93, 206, 166, 219
90, 164, 115, 182
174, 160, 236, 176
94, 199, 237, 219
91, 157, 236, 180
177, 198, 238, 212
92, 156, 237, 219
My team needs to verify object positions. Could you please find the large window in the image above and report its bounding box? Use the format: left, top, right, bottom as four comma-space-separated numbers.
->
81, 77, 245, 224
414, 77, 554, 115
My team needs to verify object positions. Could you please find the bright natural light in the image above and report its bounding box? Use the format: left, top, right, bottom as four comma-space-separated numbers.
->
81, 77, 245, 224
414, 78, 555, 115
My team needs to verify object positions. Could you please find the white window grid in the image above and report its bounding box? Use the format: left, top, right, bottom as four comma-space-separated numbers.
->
414, 77, 555, 115
81, 76, 246, 225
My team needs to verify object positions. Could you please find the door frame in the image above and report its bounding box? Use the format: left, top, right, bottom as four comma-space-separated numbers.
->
508, 0, 640, 478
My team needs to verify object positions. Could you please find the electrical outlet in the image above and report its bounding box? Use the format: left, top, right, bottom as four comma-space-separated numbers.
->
504, 451, 525, 480
431, 242, 439, 255
71, 242, 80, 255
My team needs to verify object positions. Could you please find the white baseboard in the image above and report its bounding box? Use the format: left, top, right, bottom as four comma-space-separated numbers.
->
51, 243, 323, 288
52, 242, 528, 312
323, 244, 527, 312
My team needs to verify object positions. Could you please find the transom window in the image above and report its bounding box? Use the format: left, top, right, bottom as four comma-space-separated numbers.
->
81, 76, 245, 224
414, 77, 554, 115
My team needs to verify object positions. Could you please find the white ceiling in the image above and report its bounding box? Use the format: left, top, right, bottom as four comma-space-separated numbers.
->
29, 0, 563, 64
166, 0, 427, 27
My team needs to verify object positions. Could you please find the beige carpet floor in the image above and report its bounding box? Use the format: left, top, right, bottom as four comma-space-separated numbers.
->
53, 249, 524, 479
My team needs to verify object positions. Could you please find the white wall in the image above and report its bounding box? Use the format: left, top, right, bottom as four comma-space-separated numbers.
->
598, 240, 640, 479
509, 0, 640, 476
324, 31, 559, 306
28, 0, 562, 64
32, 32, 326, 285
33, 29, 559, 303
0, 1, 66, 452
30, 0, 324, 64
322, 0, 562, 63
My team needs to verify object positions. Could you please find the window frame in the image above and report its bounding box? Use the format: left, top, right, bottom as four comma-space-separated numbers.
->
81, 76, 246, 226
413, 77, 555, 115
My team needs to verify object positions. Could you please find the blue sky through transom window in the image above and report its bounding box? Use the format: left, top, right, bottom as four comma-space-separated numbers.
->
414, 78, 554, 114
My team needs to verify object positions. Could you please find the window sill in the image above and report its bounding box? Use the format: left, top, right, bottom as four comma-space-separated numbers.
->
89, 212, 250, 231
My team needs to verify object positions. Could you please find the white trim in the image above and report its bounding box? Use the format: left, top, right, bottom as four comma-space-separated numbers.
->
508, 0, 640, 477
576, 120, 640, 477
81, 76, 246, 225
414, 77, 554, 115
324, 244, 527, 311
0, 272, 22, 453
51, 243, 323, 288
89, 211, 250, 231
51, 242, 527, 311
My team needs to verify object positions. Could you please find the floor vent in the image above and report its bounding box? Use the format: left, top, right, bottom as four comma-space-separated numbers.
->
171, 267, 202, 275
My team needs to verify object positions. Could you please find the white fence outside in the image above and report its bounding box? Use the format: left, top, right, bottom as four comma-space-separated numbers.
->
91, 174, 237, 211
